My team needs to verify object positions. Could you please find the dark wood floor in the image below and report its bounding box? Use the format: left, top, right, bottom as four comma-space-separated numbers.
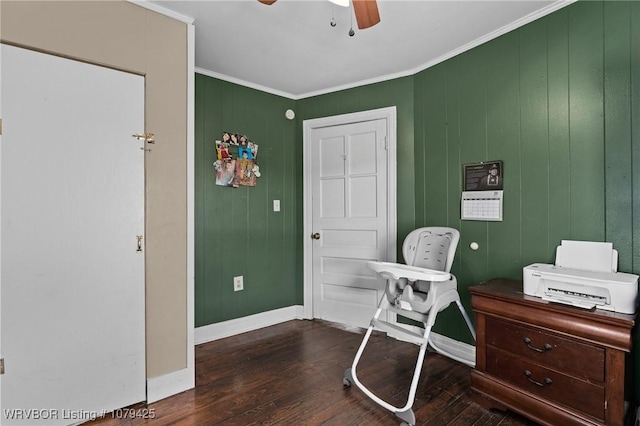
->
91, 319, 537, 425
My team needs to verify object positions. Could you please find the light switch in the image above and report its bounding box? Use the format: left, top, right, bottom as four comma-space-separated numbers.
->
273, 200, 280, 212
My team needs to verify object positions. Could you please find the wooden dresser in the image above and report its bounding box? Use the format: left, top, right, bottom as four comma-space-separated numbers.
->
470, 279, 637, 426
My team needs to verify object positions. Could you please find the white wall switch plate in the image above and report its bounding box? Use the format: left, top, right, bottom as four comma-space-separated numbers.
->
234, 275, 244, 291
273, 200, 280, 212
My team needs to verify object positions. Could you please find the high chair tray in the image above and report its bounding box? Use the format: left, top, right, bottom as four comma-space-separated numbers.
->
366, 261, 451, 282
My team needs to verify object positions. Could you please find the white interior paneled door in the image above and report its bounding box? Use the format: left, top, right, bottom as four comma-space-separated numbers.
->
306, 109, 396, 329
1, 44, 145, 425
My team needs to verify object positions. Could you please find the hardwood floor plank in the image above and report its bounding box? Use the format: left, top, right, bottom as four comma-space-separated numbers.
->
90, 320, 535, 426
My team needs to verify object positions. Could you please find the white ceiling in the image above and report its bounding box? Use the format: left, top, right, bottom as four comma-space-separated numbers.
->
145, 0, 573, 99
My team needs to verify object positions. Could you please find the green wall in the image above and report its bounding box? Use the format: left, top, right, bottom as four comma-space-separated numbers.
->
195, 74, 414, 325
194, 76, 297, 326
414, 0, 640, 342
196, 1, 640, 344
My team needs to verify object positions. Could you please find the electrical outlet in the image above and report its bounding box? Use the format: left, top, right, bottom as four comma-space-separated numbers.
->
234, 275, 244, 292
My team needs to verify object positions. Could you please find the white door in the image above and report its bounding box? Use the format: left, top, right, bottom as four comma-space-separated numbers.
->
1, 44, 146, 425
308, 113, 395, 328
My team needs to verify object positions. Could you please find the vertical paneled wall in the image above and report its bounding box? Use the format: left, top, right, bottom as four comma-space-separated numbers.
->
196, 2, 640, 347
195, 74, 297, 326
415, 1, 640, 342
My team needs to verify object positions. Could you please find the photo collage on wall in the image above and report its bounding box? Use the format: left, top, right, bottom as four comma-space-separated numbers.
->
213, 132, 261, 187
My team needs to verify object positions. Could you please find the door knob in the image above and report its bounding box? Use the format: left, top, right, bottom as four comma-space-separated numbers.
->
312, 233, 321, 240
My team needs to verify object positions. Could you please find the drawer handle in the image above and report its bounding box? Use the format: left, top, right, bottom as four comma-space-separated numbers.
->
523, 337, 552, 353
524, 370, 552, 387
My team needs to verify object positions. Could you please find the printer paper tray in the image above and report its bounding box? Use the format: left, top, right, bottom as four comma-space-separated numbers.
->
541, 290, 602, 310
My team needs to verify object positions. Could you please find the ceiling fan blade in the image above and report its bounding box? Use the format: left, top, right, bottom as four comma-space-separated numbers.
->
258, 0, 277, 4
353, 0, 380, 29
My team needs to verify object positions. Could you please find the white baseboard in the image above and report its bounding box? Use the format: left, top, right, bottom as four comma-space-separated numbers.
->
387, 323, 476, 365
195, 305, 304, 345
195, 307, 474, 363
429, 331, 476, 365
146, 306, 303, 404
146, 367, 194, 404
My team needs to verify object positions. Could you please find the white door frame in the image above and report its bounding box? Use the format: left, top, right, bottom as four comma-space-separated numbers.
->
302, 106, 398, 320
130, 2, 196, 402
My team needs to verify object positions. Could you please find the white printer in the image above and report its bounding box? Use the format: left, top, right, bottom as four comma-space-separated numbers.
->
523, 240, 639, 314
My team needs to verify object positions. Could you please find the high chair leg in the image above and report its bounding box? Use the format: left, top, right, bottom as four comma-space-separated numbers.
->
344, 309, 434, 426
420, 290, 477, 367
457, 299, 476, 341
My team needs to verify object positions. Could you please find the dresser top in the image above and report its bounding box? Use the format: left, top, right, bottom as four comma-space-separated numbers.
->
470, 278, 637, 327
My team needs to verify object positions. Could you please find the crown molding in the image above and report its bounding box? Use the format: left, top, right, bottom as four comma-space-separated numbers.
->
402, 0, 578, 79
198, 0, 576, 100
195, 67, 298, 99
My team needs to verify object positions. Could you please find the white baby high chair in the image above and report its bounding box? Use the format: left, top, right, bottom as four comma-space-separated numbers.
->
343, 227, 476, 426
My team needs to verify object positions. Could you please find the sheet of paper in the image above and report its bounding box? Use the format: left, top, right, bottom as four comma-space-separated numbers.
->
556, 240, 613, 272
460, 190, 503, 221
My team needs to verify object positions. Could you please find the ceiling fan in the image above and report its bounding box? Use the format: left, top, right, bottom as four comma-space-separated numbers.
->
258, 0, 381, 30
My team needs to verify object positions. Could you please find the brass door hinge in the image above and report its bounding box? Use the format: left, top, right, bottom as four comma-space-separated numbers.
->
0, 118, 3, 136
1, 358, 5, 375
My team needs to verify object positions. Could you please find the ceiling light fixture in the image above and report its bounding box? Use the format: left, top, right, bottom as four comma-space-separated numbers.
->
330, 4, 337, 27
348, 2, 355, 36
259, 0, 380, 30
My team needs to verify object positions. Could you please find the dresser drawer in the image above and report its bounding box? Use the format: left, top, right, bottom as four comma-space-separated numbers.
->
486, 346, 605, 421
486, 316, 604, 383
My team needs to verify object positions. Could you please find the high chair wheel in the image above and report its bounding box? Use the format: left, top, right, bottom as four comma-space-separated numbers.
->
342, 377, 352, 387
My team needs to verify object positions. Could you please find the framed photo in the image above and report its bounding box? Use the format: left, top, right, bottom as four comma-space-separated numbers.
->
463, 160, 503, 191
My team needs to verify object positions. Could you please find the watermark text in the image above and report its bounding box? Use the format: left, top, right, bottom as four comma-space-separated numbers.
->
3, 408, 108, 421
